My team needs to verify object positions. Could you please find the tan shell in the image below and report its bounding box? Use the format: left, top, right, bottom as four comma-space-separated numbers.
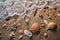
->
47, 22, 57, 29
30, 23, 40, 34
18, 30, 24, 35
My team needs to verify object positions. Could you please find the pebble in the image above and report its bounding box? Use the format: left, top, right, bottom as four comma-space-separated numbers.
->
44, 32, 48, 38
17, 23, 22, 27
25, 18, 30, 25
57, 14, 60, 16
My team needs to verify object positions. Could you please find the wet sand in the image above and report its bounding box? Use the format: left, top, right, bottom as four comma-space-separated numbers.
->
0, 5, 60, 40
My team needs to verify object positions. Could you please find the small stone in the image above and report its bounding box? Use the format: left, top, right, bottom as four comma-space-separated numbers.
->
30, 23, 40, 34
3, 23, 7, 27
17, 23, 22, 27
3, 23, 7, 29
57, 14, 60, 16
13, 23, 16, 26
25, 18, 30, 25
5, 16, 11, 21
47, 22, 57, 30
41, 23, 45, 28
44, 32, 48, 38
24, 30, 32, 37
18, 30, 24, 35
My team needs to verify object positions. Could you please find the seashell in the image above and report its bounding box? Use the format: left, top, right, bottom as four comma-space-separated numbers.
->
30, 23, 40, 34
47, 22, 57, 30
18, 30, 24, 35
18, 35, 23, 40
24, 30, 32, 37
13, 22, 16, 26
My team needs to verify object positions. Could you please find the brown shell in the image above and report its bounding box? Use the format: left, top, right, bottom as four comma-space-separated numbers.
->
48, 22, 57, 29
18, 30, 24, 35
30, 23, 40, 34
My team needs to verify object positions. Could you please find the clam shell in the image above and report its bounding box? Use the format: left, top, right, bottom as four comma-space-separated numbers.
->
30, 23, 40, 34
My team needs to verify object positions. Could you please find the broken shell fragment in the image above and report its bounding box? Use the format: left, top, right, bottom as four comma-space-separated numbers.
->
18, 35, 23, 40
30, 23, 40, 34
24, 30, 32, 37
18, 30, 24, 35
47, 22, 57, 30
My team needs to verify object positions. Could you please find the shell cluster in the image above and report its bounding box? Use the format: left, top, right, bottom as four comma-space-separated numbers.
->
0, 0, 60, 20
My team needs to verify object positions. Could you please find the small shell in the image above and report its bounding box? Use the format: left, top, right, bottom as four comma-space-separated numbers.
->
13, 23, 16, 26
47, 22, 57, 29
24, 30, 32, 37
18, 30, 24, 35
30, 23, 40, 34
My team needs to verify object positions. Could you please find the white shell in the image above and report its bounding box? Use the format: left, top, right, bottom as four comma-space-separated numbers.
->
24, 30, 32, 37
18, 35, 23, 39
